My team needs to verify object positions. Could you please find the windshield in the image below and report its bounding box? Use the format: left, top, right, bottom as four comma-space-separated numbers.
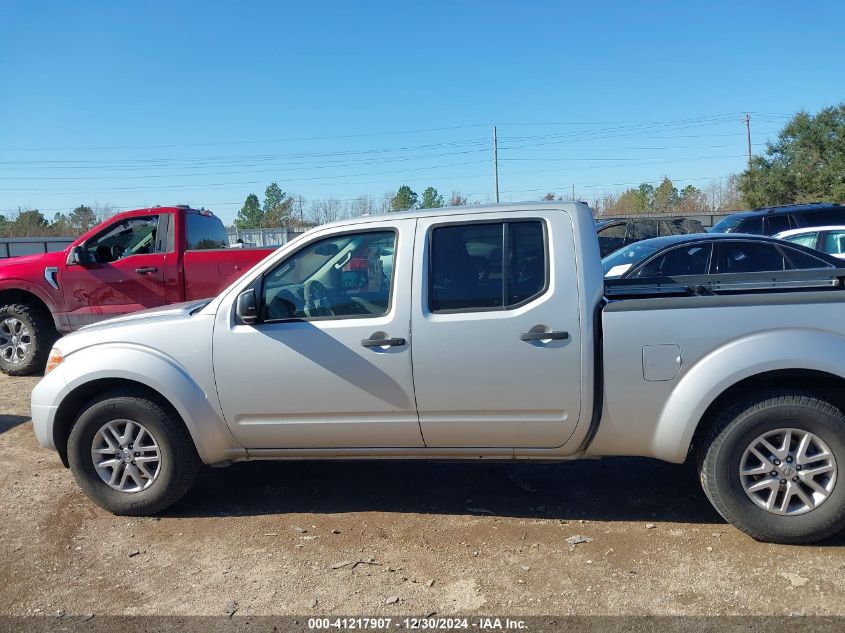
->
708, 216, 745, 233
602, 241, 662, 277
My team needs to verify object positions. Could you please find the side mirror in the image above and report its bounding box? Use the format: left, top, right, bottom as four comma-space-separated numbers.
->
67, 245, 86, 266
235, 289, 259, 325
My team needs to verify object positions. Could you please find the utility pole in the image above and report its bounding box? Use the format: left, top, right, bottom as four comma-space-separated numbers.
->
493, 125, 500, 203
744, 113, 752, 169
298, 195, 304, 223
572, 184, 575, 201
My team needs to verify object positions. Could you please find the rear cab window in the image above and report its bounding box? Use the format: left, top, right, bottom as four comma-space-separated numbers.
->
185, 212, 229, 250
428, 220, 547, 312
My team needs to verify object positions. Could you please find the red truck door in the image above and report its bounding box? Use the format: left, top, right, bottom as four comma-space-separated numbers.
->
60, 213, 168, 328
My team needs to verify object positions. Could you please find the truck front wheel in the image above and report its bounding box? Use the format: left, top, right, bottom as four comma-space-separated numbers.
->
67, 389, 201, 515
699, 391, 845, 544
0, 302, 55, 376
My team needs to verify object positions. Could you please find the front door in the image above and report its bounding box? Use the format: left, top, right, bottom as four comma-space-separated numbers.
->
411, 211, 583, 448
213, 219, 423, 449
60, 214, 167, 328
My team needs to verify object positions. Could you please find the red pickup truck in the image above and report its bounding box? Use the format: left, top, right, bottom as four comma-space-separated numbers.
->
0, 205, 275, 375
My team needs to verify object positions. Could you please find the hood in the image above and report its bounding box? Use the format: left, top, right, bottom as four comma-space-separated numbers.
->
74, 299, 213, 334
53, 298, 215, 359
0, 250, 65, 272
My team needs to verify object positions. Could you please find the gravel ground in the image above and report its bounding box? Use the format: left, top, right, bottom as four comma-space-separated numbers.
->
1, 372, 844, 617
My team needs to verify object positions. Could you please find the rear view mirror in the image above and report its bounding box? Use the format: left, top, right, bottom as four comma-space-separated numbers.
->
314, 243, 339, 256
235, 289, 259, 325
67, 245, 86, 266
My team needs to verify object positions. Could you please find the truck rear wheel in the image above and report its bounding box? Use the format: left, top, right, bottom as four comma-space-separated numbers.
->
0, 302, 55, 376
699, 391, 845, 543
67, 389, 201, 515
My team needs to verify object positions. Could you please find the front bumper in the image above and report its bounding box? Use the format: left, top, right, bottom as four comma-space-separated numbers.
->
30, 365, 69, 451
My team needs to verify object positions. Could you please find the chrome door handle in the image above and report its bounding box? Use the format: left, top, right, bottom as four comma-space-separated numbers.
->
135, 266, 158, 274
521, 330, 569, 341
361, 337, 406, 348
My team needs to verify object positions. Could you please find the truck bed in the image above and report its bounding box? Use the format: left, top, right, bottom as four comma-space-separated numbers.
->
589, 269, 845, 462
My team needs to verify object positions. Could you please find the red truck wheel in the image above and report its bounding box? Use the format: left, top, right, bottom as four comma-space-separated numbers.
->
0, 303, 56, 376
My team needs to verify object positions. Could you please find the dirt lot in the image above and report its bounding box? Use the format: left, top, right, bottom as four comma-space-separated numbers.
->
1, 372, 844, 617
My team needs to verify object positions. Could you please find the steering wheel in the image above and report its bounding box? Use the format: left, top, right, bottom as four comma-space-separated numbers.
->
303, 280, 334, 318
110, 244, 125, 261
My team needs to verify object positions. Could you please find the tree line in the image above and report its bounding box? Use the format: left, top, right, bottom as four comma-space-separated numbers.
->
232, 183, 470, 229
0, 204, 115, 238
594, 175, 744, 216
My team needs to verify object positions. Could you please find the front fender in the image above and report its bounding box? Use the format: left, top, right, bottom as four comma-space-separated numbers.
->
653, 328, 845, 462
57, 343, 246, 464
0, 277, 64, 329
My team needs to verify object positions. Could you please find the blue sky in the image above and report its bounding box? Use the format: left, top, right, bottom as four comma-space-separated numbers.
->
1, 0, 843, 224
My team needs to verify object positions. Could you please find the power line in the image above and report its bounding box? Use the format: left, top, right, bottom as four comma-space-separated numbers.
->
0, 112, 790, 153
0, 154, 748, 193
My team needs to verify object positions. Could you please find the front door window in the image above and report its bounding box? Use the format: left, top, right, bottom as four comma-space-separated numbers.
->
261, 230, 396, 321
84, 216, 160, 263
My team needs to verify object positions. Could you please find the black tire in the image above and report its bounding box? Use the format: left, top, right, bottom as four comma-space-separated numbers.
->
698, 391, 845, 544
0, 302, 57, 376
67, 389, 201, 516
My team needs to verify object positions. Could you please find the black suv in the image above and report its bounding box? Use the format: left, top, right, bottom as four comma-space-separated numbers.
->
709, 202, 845, 236
596, 216, 703, 257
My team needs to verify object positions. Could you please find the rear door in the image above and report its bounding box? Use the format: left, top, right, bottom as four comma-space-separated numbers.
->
410, 210, 582, 448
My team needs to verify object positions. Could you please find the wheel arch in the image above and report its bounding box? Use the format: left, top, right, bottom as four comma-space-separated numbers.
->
0, 287, 60, 332
51, 345, 244, 467
688, 368, 845, 463
53, 378, 174, 467
652, 329, 845, 463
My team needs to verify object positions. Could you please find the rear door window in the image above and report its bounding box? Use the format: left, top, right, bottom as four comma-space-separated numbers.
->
429, 220, 547, 312
766, 215, 792, 234
715, 241, 785, 273
737, 217, 764, 235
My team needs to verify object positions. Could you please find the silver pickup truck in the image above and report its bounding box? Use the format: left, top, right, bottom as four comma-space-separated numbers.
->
31, 202, 845, 543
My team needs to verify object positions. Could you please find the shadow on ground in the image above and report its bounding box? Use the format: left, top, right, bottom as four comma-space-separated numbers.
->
171, 457, 724, 525
0, 415, 29, 434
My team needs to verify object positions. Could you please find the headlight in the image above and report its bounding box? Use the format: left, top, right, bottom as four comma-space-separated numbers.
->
45, 348, 64, 374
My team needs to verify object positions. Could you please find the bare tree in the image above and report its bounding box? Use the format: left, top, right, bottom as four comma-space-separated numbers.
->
449, 191, 468, 206
704, 175, 743, 213
378, 191, 393, 214
349, 195, 377, 217
91, 202, 118, 223
307, 198, 346, 225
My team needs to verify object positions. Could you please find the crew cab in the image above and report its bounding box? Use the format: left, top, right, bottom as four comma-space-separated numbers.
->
31, 202, 845, 543
0, 206, 274, 375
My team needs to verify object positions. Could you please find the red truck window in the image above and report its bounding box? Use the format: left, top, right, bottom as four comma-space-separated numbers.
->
85, 215, 160, 263
185, 214, 229, 250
